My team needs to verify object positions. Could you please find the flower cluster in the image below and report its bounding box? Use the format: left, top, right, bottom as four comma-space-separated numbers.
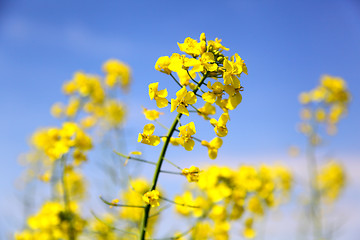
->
15, 60, 132, 240
299, 75, 351, 138
317, 161, 346, 203
174, 165, 292, 239
52, 59, 130, 129
15, 201, 85, 240
145, 33, 247, 152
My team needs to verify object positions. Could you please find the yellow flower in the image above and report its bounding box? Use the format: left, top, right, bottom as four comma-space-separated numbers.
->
202, 81, 225, 104
317, 161, 346, 202
138, 124, 160, 146
247, 195, 264, 215
198, 102, 216, 118
208, 37, 230, 51
210, 113, 230, 137
188, 52, 218, 73
142, 107, 163, 121
182, 166, 201, 182
103, 59, 131, 90
178, 37, 202, 57
224, 85, 243, 110
65, 98, 80, 118
155, 56, 171, 74
315, 108, 326, 122
168, 53, 196, 73
104, 100, 126, 126
177, 122, 196, 151
148, 82, 169, 108
201, 137, 223, 159
143, 190, 160, 207
50, 102, 64, 118
176, 69, 197, 86
223, 54, 247, 88
243, 218, 256, 239
171, 87, 197, 116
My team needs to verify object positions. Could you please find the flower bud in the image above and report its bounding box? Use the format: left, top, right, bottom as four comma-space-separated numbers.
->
200, 32, 206, 42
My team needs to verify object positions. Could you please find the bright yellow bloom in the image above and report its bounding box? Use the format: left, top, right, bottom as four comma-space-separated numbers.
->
210, 113, 230, 137
80, 116, 97, 129
182, 166, 201, 182
138, 124, 160, 146
174, 191, 195, 216
65, 98, 81, 118
168, 53, 197, 73
143, 190, 160, 207
243, 218, 256, 239
247, 195, 264, 215
177, 122, 196, 151
317, 161, 346, 202
148, 82, 169, 108
50, 102, 64, 118
201, 137, 223, 159
62, 80, 77, 95
103, 59, 131, 90
224, 85, 243, 110
176, 69, 196, 86
315, 108, 326, 122
178, 37, 202, 57
208, 38, 230, 51
155, 56, 171, 74
223, 54, 247, 88
198, 102, 216, 118
142, 107, 163, 121
171, 87, 197, 116
188, 52, 218, 73
104, 100, 126, 126
202, 81, 225, 104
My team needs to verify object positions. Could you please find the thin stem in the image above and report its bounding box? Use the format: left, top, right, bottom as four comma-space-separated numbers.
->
100, 196, 146, 208
114, 151, 157, 166
163, 158, 182, 170
128, 157, 157, 166
148, 204, 171, 218
155, 120, 169, 130
91, 210, 138, 236
160, 170, 182, 175
159, 196, 200, 208
170, 73, 182, 88
306, 121, 322, 239
139, 72, 208, 240
60, 155, 76, 240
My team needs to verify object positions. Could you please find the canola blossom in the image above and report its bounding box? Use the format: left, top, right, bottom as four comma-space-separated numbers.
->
14, 34, 351, 240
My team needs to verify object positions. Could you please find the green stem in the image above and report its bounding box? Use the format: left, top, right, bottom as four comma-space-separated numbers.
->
306, 121, 322, 239
60, 155, 76, 240
139, 73, 207, 240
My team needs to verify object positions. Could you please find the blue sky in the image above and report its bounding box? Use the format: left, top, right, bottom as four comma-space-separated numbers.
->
0, 0, 360, 238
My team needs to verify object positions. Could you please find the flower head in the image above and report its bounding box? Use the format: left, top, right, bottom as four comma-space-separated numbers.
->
210, 113, 230, 137
149, 82, 169, 108
138, 124, 160, 146
182, 166, 201, 182
143, 190, 160, 207
171, 87, 197, 116
176, 122, 196, 151
201, 137, 223, 159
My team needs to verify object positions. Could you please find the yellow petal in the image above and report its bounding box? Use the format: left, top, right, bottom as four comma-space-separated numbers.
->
210, 137, 223, 148
177, 105, 189, 116
184, 139, 195, 151
143, 124, 155, 135
156, 98, 169, 108
202, 92, 216, 104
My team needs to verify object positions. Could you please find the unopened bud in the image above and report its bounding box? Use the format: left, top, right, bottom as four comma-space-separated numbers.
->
200, 32, 206, 42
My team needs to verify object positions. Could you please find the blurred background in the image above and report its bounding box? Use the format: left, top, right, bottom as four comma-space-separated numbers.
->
0, 0, 359, 239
